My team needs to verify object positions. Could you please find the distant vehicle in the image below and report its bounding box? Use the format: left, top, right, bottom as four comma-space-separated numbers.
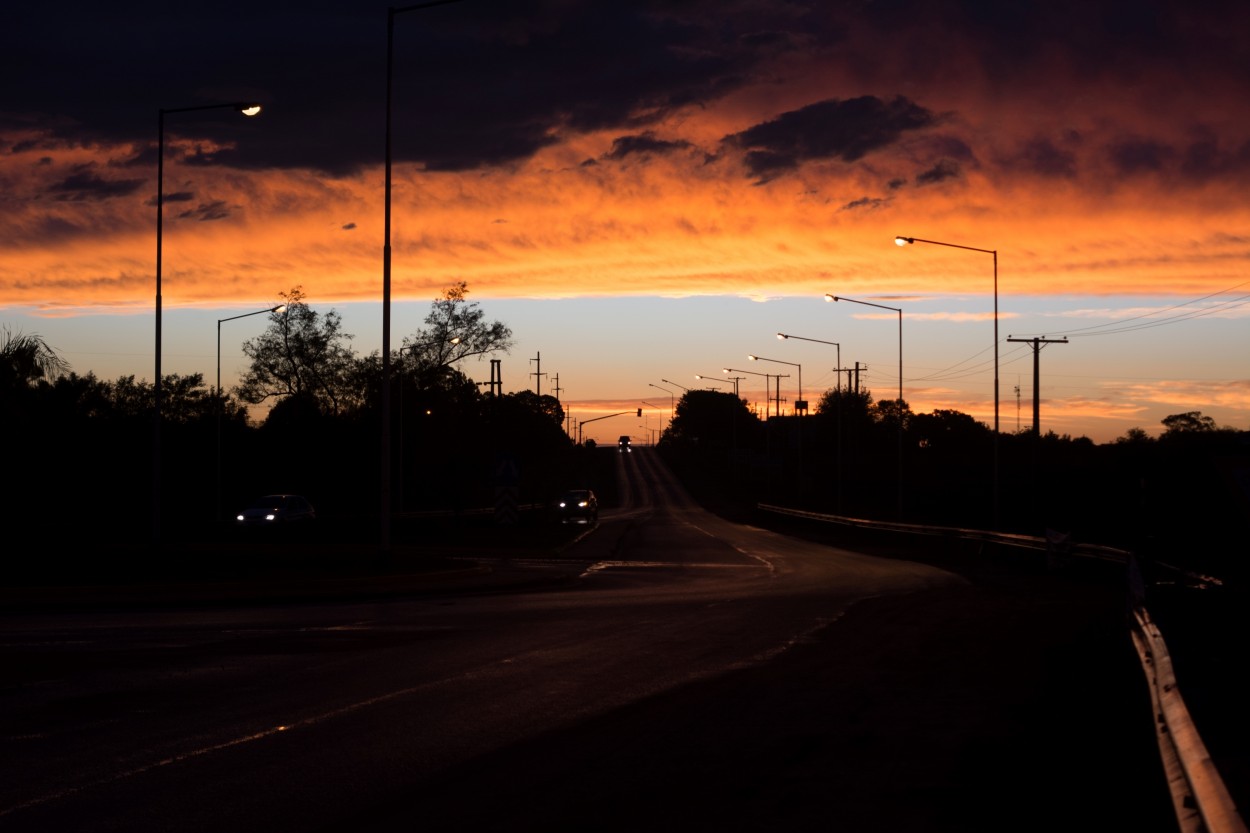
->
618, 435, 632, 452
557, 489, 599, 524
236, 494, 316, 526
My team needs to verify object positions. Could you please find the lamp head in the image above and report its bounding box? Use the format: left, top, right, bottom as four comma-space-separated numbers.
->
894, 236, 913, 246
825, 294, 839, 303
777, 333, 788, 340
272, 304, 286, 314
238, 103, 262, 117
722, 368, 731, 374
748, 355, 758, 361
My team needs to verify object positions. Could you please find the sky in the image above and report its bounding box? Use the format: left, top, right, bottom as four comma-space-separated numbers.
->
3, 0, 1248, 446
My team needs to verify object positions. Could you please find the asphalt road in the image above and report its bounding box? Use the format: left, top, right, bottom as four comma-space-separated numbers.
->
0, 449, 1189, 832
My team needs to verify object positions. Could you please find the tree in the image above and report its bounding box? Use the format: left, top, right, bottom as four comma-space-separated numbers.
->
1115, 426, 1152, 444
402, 281, 513, 372
1, 326, 70, 390
910, 408, 990, 449
236, 287, 359, 416
871, 397, 913, 430
668, 389, 758, 450
1161, 411, 1217, 434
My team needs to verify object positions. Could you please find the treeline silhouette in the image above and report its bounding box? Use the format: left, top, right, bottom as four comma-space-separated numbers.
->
656, 388, 1249, 584
3, 310, 1245, 586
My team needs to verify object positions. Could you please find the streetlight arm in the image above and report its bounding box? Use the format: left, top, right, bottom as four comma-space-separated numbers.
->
826, 294, 900, 315
894, 236, 995, 256
778, 333, 839, 348
160, 102, 262, 117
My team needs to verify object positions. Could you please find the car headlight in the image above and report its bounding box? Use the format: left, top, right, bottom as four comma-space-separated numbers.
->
266, 513, 277, 521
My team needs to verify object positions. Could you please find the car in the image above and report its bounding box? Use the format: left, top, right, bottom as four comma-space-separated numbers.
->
557, 489, 599, 524
236, 494, 316, 525
618, 435, 632, 452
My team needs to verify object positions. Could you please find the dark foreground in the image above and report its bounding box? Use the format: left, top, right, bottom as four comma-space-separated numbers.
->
3, 518, 1243, 833
333, 566, 1175, 833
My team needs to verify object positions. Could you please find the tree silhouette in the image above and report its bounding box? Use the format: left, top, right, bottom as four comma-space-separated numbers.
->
1, 326, 70, 390
237, 287, 359, 416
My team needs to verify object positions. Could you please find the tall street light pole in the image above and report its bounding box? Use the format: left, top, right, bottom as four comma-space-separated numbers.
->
895, 235, 999, 527
777, 331, 844, 512
660, 378, 689, 392
777, 333, 840, 391
747, 354, 803, 414
382, 0, 465, 554
649, 383, 674, 431
723, 368, 775, 416
828, 294, 904, 521
154, 100, 261, 546
217, 304, 283, 526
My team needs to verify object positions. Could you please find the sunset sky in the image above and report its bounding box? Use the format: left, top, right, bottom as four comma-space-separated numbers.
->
3, 0, 1247, 445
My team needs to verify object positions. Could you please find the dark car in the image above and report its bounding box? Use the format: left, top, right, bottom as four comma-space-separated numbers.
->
236, 494, 316, 526
557, 489, 599, 524
618, 435, 632, 452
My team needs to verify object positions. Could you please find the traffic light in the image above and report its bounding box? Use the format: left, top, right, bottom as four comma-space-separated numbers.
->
637, 408, 642, 416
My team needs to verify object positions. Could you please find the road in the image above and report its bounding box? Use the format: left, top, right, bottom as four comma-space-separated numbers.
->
1, 449, 1178, 832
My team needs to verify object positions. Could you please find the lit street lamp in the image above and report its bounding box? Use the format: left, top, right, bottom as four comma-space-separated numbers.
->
694, 374, 737, 393
154, 100, 261, 545
827, 293, 904, 521
777, 333, 841, 390
216, 304, 284, 525
747, 354, 804, 414
895, 234, 999, 527
723, 367, 782, 417
382, 0, 466, 553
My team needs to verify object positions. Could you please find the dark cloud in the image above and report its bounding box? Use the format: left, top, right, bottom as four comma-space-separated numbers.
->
603, 133, 692, 161
1013, 137, 1078, 178
727, 96, 936, 181
175, 200, 232, 221
5, 0, 1248, 181
915, 159, 962, 186
1180, 132, 1250, 181
50, 167, 144, 201
1109, 138, 1174, 175
143, 191, 195, 208
0, 1, 841, 178
841, 196, 886, 211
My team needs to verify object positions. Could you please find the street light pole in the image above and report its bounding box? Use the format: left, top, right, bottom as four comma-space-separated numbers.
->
723, 368, 777, 416
895, 235, 999, 527
827, 294, 904, 521
154, 100, 261, 546
382, 0, 465, 553
660, 378, 689, 392
216, 304, 283, 526
747, 354, 803, 414
649, 383, 674, 431
777, 333, 840, 391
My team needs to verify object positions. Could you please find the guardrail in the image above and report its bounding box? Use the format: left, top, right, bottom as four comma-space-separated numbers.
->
757, 503, 1247, 833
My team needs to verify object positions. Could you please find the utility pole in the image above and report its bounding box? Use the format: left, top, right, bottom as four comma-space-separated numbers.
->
529, 352, 546, 396
476, 359, 502, 397
1006, 336, 1069, 434
1014, 381, 1021, 432
552, 372, 563, 402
